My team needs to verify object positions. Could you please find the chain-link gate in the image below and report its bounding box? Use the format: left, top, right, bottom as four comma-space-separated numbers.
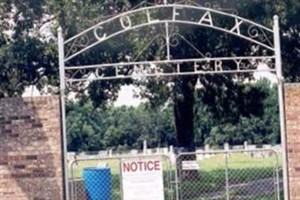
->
175, 149, 282, 200
69, 154, 175, 200
69, 149, 282, 200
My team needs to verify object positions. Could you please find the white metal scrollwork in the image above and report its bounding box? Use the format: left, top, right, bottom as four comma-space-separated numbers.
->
64, 4, 275, 62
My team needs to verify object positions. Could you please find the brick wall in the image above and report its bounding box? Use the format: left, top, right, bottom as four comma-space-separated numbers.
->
0, 96, 63, 200
285, 84, 300, 200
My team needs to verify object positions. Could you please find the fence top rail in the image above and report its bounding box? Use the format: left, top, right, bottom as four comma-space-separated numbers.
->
177, 148, 280, 163
178, 148, 279, 154
70, 153, 171, 164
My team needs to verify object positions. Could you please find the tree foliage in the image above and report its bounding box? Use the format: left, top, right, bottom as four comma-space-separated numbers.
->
67, 100, 176, 151
0, 0, 58, 97
195, 79, 280, 146
67, 79, 279, 152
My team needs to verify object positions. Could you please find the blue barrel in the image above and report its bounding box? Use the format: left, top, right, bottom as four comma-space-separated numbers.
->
83, 167, 112, 200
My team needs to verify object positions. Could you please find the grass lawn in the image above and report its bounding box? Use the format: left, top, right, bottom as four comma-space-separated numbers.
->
69, 159, 120, 178
69, 152, 281, 178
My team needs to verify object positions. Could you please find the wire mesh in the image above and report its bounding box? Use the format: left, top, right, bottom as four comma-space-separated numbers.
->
68, 150, 282, 200
176, 149, 282, 200
69, 155, 174, 200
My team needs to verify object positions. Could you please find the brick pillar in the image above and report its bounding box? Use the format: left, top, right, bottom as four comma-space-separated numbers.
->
285, 84, 300, 200
0, 96, 63, 200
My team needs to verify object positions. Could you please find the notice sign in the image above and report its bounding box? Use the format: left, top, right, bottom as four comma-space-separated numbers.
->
121, 158, 164, 200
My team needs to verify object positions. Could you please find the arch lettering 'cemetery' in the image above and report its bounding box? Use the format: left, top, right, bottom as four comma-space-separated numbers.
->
65, 57, 275, 82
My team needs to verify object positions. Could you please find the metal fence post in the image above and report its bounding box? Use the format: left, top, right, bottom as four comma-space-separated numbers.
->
58, 27, 70, 200
225, 152, 230, 200
175, 155, 180, 200
274, 15, 290, 200
276, 166, 281, 200
70, 161, 76, 200
119, 157, 123, 200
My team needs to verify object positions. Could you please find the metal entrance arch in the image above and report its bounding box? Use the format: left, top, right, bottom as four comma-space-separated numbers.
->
58, 3, 288, 200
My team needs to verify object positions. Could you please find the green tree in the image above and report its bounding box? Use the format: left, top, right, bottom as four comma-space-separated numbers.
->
66, 100, 176, 152
66, 78, 279, 152
0, 0, 58, 97
67, 100, 108, 151
198, 79, 280, 146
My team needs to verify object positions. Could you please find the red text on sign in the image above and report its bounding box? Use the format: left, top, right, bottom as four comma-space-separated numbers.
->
123, 160, 161, 172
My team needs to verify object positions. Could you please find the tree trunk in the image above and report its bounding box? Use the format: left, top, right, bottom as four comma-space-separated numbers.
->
174, 77, 195, 151
174, 77, 199, 181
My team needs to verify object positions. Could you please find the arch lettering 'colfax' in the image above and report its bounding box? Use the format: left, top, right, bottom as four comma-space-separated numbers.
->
64, 4, 275, 62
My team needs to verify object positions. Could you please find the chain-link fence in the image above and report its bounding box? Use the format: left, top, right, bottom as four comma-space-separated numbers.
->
68, 149, 282, 200
175, 149, 282, 200
69, 154, 175, 200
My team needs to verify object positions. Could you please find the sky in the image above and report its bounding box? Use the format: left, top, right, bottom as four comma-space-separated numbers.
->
22, 84, 145, 107
114, 85, 145, 107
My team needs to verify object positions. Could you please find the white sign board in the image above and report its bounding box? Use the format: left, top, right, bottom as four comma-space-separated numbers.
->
121, 158, 164, 200
182, 160, 200, 170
